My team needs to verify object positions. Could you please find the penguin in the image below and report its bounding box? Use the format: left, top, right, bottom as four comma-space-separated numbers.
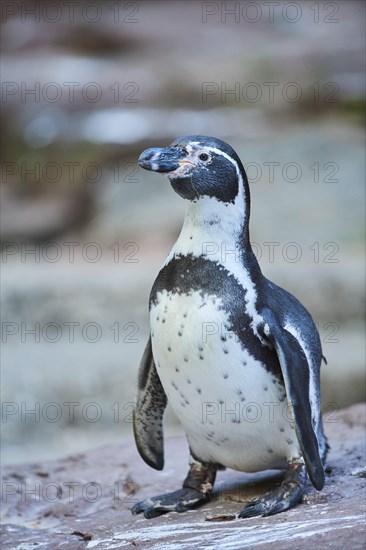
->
132, 135, 328, 519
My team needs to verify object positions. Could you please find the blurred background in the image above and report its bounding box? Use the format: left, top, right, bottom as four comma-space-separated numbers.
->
1, 1, 365, 465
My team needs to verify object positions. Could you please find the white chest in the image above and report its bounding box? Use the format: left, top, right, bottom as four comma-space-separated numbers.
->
150, 289, 299, 472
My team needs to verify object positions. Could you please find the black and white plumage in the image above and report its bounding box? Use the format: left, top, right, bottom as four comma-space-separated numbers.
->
133, 135, 328, 519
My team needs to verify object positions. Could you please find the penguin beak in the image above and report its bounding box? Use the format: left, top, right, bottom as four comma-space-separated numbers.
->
138, 147, 191, 173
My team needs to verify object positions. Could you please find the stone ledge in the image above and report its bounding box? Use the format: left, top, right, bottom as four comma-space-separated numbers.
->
1, 404, 365, 549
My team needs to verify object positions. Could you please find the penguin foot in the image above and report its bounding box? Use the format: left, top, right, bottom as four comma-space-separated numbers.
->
239, 463, 307, 518
132, 458, 217, 519
132, 487, 209, 518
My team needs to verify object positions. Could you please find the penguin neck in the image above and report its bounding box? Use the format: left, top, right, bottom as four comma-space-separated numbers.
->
170, 185, 258, 275
183, 196, 248, 245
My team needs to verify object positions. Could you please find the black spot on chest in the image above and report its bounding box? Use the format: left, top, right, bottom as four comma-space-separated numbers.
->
150, 254, 282, 376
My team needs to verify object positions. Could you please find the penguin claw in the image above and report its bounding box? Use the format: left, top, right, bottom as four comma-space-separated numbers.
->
238, 497, 289, 518
239, 463, 307, 518
239, 482, 304, 518
238, 499, 267, 518
132, 488, 208, 519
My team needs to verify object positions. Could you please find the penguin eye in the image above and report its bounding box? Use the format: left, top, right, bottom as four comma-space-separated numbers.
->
198, 153, 209, 162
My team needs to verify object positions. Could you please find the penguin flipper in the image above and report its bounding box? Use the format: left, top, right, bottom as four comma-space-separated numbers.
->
133, 337, 167, 470
261, 308, 325, 491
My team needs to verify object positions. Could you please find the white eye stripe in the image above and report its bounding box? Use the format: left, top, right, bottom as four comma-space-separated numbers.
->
185, 142, 242, 183
183, 143, 243, 191
203, 146, 241, 179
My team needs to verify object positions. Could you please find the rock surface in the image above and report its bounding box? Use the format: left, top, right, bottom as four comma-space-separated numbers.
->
1, 404, 365, 549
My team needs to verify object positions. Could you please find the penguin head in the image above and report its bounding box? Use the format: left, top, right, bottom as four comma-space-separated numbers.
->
138, 135, 248, 204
